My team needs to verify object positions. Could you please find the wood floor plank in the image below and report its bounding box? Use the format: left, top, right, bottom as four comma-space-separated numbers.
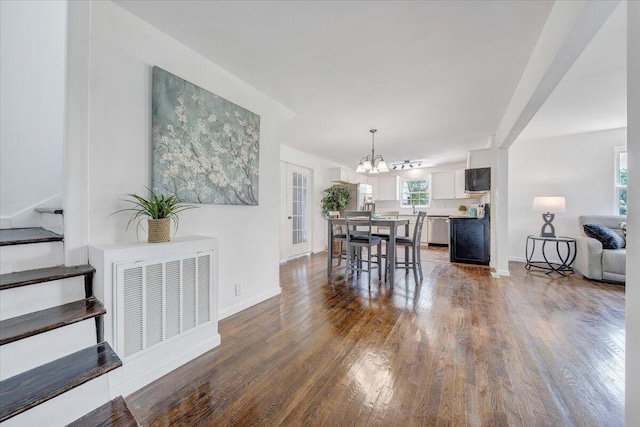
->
68, 396, 139, 427
125, 252, 625, 426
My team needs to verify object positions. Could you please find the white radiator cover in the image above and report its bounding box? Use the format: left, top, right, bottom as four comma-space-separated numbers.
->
115, 251, 213, 360
89, 236, 220, 397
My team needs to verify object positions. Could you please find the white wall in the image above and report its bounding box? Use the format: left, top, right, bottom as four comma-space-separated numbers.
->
0, 0, 66, 219
626, 1, 639, 424
82, 1, 293, 319
508, 128, 627, 261
279, 144, 345, 259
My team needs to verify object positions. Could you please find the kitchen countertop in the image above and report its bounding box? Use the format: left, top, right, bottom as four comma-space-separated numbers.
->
449, 215, 485, 219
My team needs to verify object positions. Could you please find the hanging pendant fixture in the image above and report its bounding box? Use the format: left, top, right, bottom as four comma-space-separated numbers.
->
355, 129, 389, 174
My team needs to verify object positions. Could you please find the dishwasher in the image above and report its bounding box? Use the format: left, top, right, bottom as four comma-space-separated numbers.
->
426, 216, 449, 245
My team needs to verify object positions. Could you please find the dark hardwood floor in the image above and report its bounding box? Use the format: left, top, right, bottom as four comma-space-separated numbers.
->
126, 251, 625, 426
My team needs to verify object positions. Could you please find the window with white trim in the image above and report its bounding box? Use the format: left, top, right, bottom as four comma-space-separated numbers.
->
616, 148, 627, 215
401, 179, 430, 207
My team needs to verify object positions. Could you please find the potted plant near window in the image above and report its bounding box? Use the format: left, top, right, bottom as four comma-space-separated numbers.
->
113, 188, 196, 243
321, 185, 351, 257
321, 185, 351, 217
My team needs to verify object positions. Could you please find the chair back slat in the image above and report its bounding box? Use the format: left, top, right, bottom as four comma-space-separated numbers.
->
412, 211, 427, 244
328, 211, 343, 234
344, 210, 372, 241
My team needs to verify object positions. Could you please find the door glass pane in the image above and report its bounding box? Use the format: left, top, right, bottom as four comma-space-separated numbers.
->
291, 171, 308, 246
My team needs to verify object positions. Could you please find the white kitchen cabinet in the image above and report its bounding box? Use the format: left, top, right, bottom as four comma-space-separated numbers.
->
431, 172, 455, 199
329, 167, 357, 183
368, 177, 379, 201
467, 148, 492, 169
454, 169, 469, 199
432, 170, 468, 200
377, 176, 400, 201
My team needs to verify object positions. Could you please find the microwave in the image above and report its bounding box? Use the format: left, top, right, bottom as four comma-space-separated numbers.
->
465, 167, 491, 192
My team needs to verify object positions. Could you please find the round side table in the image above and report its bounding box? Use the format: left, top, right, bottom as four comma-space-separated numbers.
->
525, 235, 576, 275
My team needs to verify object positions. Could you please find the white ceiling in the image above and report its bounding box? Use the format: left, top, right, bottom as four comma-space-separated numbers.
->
115, 0, 557, 167
516, 1, 627, 142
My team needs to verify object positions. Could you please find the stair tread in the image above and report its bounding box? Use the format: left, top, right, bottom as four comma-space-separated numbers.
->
34, 207, 64, 215
0, 342, 121, 422
0, 297, 106, 346
68, 396, 139, 427
0, 264, 95, 290
0, 227, 63, 246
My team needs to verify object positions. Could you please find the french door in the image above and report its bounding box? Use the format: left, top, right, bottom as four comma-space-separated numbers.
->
285, 163, 312, 258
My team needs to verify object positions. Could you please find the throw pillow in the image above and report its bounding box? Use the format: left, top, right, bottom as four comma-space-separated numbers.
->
583, 224, 625, 249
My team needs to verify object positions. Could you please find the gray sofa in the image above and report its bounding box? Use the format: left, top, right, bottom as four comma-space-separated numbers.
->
574, 215, 626, 283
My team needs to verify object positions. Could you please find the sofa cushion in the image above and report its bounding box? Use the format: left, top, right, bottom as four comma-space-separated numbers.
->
583, 224, 625, 249
602, 249, 626, 276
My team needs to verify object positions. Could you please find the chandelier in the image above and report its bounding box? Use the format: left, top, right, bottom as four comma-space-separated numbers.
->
355, 129, 389, 174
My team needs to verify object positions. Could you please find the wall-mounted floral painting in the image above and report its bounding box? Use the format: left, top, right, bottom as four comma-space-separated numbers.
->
151, 66, 260, 205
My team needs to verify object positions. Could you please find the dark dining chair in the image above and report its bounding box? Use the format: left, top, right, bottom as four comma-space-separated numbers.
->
394, 211, 426, 283
344, 210, 385, 288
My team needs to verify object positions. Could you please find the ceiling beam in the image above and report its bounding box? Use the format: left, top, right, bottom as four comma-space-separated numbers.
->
495, 0, 620, 149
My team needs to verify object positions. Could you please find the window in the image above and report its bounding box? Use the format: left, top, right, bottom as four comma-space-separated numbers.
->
616, 148, 627, 215
401, 179, 429, 207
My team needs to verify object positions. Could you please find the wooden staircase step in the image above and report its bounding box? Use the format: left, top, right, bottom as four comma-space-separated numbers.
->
0, 264, 95, 291
68, 396, 139, 427
34, 207, 64, 215
0, 297, 105, 345
0, 227, 63, 246
0, 342, 122, 422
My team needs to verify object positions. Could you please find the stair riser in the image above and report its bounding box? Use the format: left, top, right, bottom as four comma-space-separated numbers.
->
0, 277, 85, 321
0, 320, 97, 380
0, 375, 111, 427
0, 242, 64, 274
40, 213, 64, 236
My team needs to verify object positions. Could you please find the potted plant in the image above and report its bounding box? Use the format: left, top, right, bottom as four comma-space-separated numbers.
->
321, 185, 351, 216
458, 205, 468, 215
113, 188, 197, 243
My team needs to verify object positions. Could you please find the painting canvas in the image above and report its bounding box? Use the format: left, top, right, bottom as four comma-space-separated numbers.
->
152, 66, 260, 205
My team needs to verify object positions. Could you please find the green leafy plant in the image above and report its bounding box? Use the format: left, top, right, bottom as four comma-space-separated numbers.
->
458, 205, 468, 213
112, 187, 197, 232
321, 185, 351, 215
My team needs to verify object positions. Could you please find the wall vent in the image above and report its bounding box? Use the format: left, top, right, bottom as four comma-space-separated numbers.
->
114, 251, 214, 359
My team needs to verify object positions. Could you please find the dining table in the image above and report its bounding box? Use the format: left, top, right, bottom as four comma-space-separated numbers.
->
327, 217, 411, 285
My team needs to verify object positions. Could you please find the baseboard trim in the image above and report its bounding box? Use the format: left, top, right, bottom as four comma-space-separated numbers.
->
497, 269, 511, 277
109, 331, 221, 398
218, 287, 281, 320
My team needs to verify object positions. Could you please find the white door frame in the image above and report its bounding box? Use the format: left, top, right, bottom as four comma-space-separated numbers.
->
280, 162, 313, 260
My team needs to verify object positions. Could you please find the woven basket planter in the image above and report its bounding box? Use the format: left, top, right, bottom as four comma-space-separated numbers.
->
148, 218, 171, 243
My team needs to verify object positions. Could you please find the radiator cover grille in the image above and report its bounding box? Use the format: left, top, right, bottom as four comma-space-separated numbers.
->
115, 251, 214, 359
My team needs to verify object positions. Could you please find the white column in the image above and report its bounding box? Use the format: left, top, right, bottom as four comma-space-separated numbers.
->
626, 1, 640, 425
64, 0, 92, 266
490, 145, 509, 276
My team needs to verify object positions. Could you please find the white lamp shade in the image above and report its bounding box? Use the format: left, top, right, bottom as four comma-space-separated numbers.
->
356, 163, 365, 173
532, 196, 566, 213
362, 160, 372, 172
377, 160, 389, 172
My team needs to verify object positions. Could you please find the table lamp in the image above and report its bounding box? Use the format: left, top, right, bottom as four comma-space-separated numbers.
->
532, 196, 566, 238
